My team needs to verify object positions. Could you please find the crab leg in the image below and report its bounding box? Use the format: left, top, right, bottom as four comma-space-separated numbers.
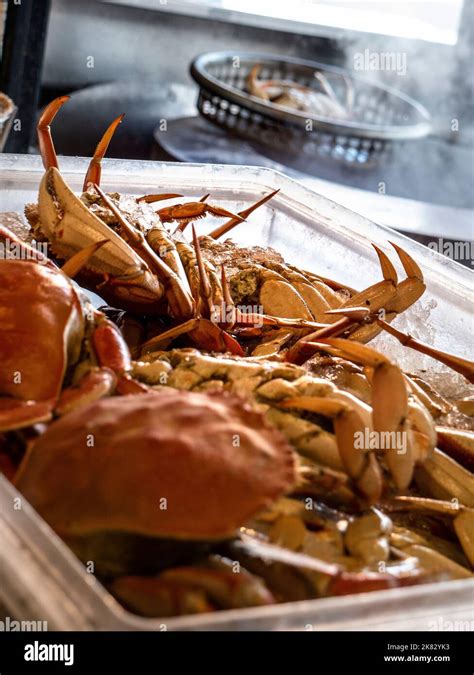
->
343, 75, 355, 113
82, 114, 124, 191
315, 339, 437, 490
287, 245, 425, 363
140, 318, 245, 356
208, 189, 280, 240
139, 313, 321, 358
146, 225, 193, 298
37, 95, 70, 170
436, 427, 474, 472
0, 225, 48, 263
415, 448, 474, 508
91, 316, 151, 395
157, 202, 243, 225
290, 245, 400, 356
285, 308, 370, 364
137, 193, 183, 204
378, 320, 474, 384
192, 224, 214, 319
280, 395, 383, 503
58, 314, 151, 413
174, 194, 212, 232
333, 245, 398, 340
55, 368, 117, 416
218, 265, 236, 330
94, 185, 195, 320
140, 239, 241, 355
247, 64, 268, 99
61, 239, 109, 278
298, 269, 357, 295
226, 531, 426, 599
454, 511, 474, 567
0, 400, 54, 433
385, 495, 474, 567
335, 244, 424, 344
343, 243, 424, 343
385, 242, 426, 313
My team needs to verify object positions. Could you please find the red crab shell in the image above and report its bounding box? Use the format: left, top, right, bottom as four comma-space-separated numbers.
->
15, 390, 296, 540
0, 259, 83, 402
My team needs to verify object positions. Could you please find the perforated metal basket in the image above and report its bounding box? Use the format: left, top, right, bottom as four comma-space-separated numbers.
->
190, 52, 432, 167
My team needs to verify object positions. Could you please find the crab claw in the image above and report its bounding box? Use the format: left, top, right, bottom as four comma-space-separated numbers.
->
339, 244, 424, 344
280, 395, 383, 503
337, 247, 398, 317
55, 368, 117, 416
387, 241, 425, 314
319, 339, 408, 432
82, 114, 125, 191
37, 95, 70, 170
284, 308, 370, 365
315, 339, 426, 491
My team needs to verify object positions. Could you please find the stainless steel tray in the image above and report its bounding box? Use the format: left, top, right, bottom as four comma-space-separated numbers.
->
0, 153, 473, 631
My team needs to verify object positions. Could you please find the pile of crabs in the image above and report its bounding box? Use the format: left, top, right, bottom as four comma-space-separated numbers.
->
1, 98, 473, 619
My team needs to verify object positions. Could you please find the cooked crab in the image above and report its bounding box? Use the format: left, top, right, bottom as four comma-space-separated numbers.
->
0, 225, 150, 434
247, 64, 353, 120
24, 97, 431, 361
131, 341, 473, 566
13, 389, 428, 615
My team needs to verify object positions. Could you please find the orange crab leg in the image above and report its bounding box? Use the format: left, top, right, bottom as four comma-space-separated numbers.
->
316, 338, 419, 490
378, 319, 474, 384
55, 368, 117, 416
287, 245, 425, 362
140, 318, 245, 356
209, 189, 280, 240
385, 241, 425, 314
175, 194, 211, 232
37, 95, 70, 170
137, 193, 183, 204
92, 317, 151, 394
55, 318, 150, 416
192, 224, 214, 319
317, 338, 409, 435
280, 395, 383, 503
0, 399, 54, 433
61, 239, 109, 278
285, 308, 370, 364
336, 246, 398, 316
82, 114, 125, 191
157, 202, 243, 224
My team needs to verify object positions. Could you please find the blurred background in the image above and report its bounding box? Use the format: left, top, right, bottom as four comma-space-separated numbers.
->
0, 0, 473, 260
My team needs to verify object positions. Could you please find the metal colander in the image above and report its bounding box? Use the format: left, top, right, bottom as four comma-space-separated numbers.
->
190, 51, 432, 167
